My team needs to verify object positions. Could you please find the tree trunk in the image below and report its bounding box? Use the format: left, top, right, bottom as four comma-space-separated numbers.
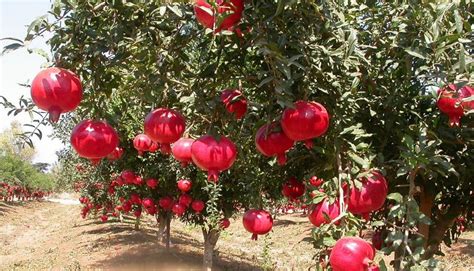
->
202, 228, 220, 271
157, 213, 171, 249
423, 204, 464, 259
418, 184, 435, 246
134, 216, 140, 230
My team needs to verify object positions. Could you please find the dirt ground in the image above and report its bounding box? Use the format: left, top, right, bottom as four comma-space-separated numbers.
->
0, 199, 472, 271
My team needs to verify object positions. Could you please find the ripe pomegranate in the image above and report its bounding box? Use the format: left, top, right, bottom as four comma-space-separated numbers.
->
437, 84, 474, 127
191, 200, 205, 213
347, 171, 388, 216
130, 193, 142, 205
70, 120, 119, 165
145, 178, 159, 189
133, 134, 153, 156
122, 201, 132, 212
220, 89, 248, 119
106, 147, 124, 161
242, 209, 273, 240
172, 138, 195, 167
255, 122, 294, 165
172, 203, 186, 216
191, 135, 237, 182
100, 215, 108, 222
149, 141, 160, 152
329, 237, 377, 271
179, 194, 193, 207
142, 198, 154, 209
159, 196, 173, 210
281, 101, 330, 149
309, 176, 324, 187
194, 0, 244, 32
121, 170, 136, 184
144, 108, 186, 154
308, 199, 340, 227
30, 67, 83, 122
220, 218, 230, 229
177, 179, 192, 193
282, 177, 305, 199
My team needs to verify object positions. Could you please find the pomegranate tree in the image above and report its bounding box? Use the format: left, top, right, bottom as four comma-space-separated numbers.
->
329, 237, 378, 271
30, 67, 83, 122
70, 120, 119, 165
191, 135, 237, 182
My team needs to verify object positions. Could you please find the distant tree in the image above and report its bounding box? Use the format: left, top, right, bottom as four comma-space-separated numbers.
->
0, 121, 36, 162
33, 162, 50, 173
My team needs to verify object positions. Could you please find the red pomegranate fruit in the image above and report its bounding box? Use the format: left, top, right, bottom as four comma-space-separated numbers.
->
106, 147, 124, 161
220, 218, 230, 229
191, 200, 205, 213
70, 120, 119, 165
194, 0, 244, 32
191, 135, 237, 182
347, 171, 388, 216
437, 84, 474, 127
255, 122, 294, 165
282, 177, 306, 199
220, 89, 248, 119
309, 176, 324, 187
144, 108, 186, 154
179, 194, 193, 207
30, 67, 83, 122
100, 215, 108, 222
281, 101, 330, 149
172, 138, 195, 167
177, 179, 192, 193
242, 209, 273, 240
142, 198, 154, 209
308, 198, 340, 227
172, 203, 186, 216
145, 178, 159, 189
159, 196, 173, 210
133, 134, 153, 156
148, 141, 160, 152
329, 237, 377, 271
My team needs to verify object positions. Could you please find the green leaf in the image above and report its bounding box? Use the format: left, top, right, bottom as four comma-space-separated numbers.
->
387, 193, 403, 203
1, 43, 23, 55
405, 49, 426, 60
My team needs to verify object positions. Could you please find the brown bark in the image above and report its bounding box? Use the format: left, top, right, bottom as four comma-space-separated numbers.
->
418, 184, 435, 245
157, 213, 171, 249
423, 204, 464, 259
202, 228, 220, 271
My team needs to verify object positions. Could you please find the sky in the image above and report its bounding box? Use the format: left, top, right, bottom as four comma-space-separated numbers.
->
0, 0, 65, 165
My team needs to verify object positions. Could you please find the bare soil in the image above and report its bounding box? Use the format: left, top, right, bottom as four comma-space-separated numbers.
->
0, 200, 472, 271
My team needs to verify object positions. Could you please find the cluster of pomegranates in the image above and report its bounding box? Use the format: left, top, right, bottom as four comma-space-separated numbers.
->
0, 182, 48, 202
307, 170, 388, 227
256, 101, 330, 165
437, 84, 473, 127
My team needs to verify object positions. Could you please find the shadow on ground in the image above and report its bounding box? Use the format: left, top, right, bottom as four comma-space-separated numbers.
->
78, 219, 261, 271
